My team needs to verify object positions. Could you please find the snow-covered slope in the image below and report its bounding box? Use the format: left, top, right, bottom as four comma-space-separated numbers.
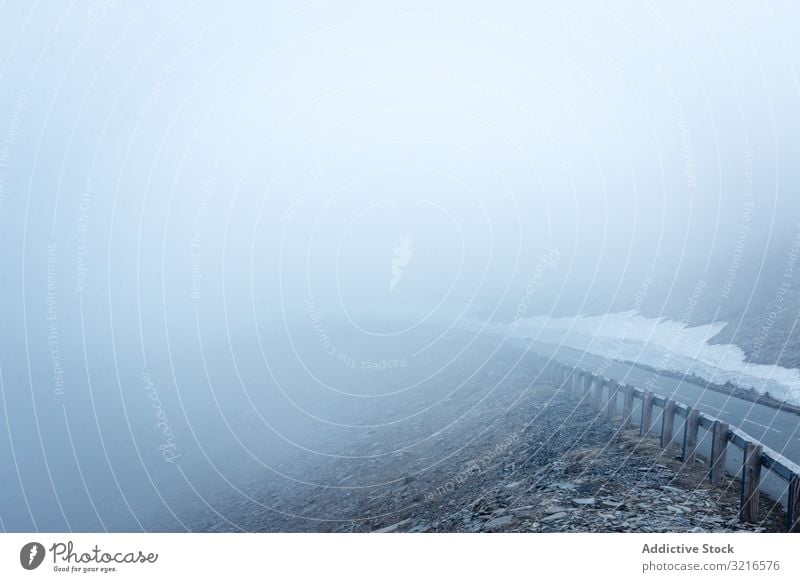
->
485, 311, 800, 405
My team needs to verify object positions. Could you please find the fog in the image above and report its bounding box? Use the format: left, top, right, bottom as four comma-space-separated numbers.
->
1, 1, 799, 531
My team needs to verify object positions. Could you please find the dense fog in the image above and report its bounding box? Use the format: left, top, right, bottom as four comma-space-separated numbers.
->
1, 1, 799, 531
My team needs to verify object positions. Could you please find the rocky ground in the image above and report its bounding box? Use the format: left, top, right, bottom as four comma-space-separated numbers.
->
190, 345, 787, 532
350, 389, 786, 533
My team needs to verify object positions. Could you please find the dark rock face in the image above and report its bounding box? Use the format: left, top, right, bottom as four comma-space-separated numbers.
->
678, 239, 800, 370
709, 285, 800, 369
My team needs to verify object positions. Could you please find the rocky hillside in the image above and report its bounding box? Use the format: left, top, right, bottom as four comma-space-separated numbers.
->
709, 286, 800, 370
190, 374, 785, 533
706, 237, 800, 369
642, 236, 800, 370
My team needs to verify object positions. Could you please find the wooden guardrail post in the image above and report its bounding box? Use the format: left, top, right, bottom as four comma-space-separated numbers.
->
739, 442, 763, 523
789, 475, 800, 533
593, 376, 604, 412
622, 385, 634, 428
682, 407, 699, 463
709, 420, 729, 485
660, 399, 676, 448
607, 380, 619, 419
583, 372, 592, 399
639, 391, 654, 436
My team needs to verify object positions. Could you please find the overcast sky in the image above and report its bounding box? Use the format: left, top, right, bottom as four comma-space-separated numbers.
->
2, 1, 800, 334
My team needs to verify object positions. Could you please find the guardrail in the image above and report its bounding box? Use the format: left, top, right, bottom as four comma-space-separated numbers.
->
538, 358, 800, 532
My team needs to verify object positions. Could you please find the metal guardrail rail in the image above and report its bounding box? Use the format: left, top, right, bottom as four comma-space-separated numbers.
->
539, 358, 800, 532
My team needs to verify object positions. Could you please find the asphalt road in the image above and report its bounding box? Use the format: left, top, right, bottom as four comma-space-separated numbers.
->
518, 340, 800, 509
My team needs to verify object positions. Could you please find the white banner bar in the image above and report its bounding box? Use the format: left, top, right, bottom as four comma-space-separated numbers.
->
0, 533, 796, 581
